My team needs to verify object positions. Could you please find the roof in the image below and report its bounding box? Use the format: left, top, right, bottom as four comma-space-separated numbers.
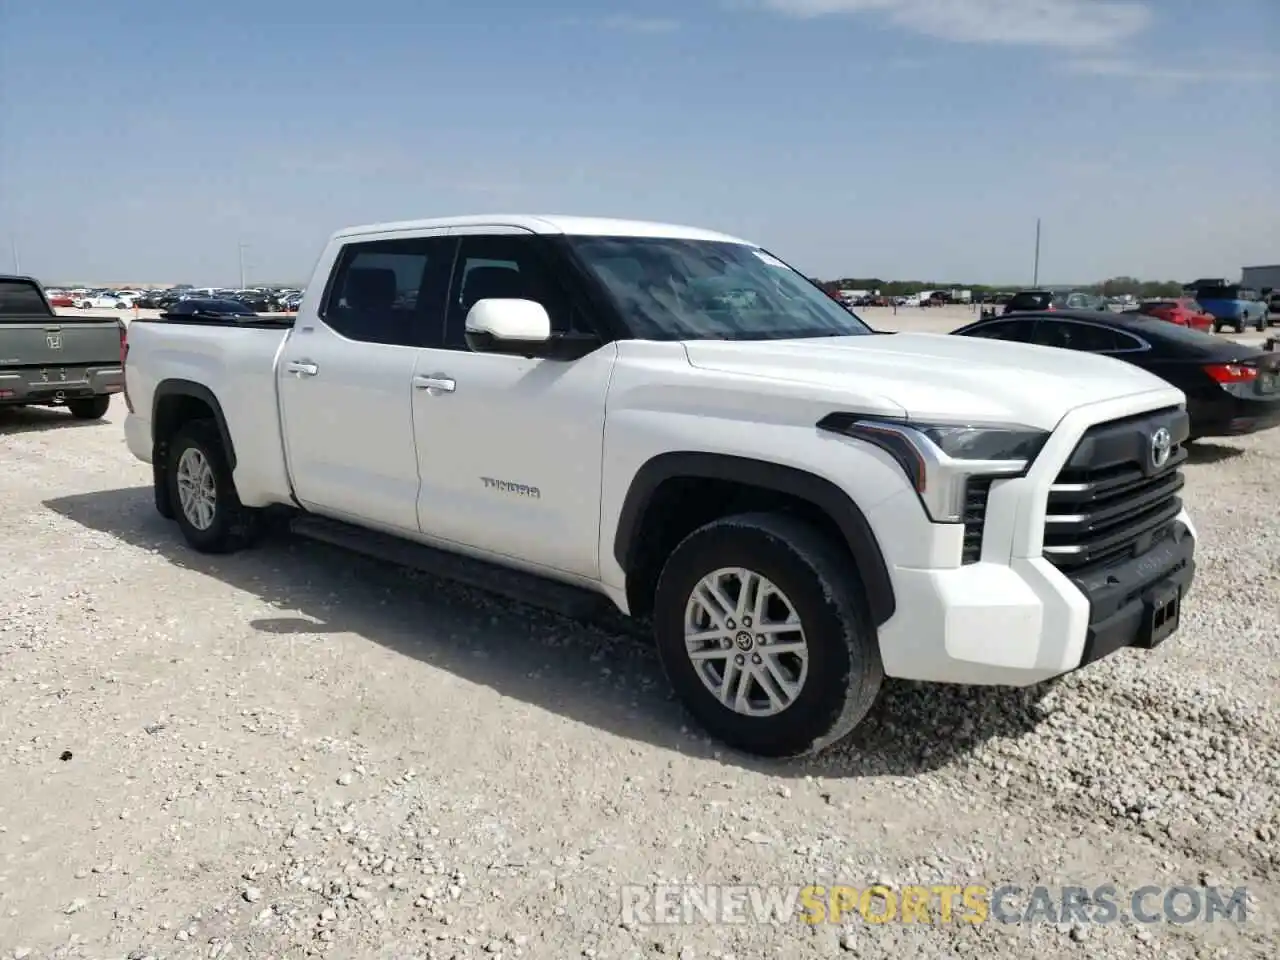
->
975, 309, 1222, 339
985, 308, 1152, 325
332, 214, 752, 245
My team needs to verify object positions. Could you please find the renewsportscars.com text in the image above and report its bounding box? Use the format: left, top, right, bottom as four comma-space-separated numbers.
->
620, 883, 1249, 927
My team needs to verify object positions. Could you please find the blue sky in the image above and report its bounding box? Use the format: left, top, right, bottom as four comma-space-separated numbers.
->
1, 0, 1276, 286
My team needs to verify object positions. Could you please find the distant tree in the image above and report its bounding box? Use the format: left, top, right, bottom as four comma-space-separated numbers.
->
1100, 276, 1142, 297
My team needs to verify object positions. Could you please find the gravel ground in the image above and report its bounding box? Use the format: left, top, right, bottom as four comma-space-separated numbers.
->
2, 393, 1277, 960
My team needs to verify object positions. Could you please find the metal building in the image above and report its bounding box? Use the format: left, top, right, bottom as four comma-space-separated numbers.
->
1241, 264, 1280, 291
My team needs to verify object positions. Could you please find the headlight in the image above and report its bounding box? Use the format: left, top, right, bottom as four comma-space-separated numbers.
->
817, 414, 1048, 523
910, 423, 1049, 462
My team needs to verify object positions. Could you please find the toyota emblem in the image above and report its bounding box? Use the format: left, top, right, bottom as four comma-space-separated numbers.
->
1150, 427, 1173, 469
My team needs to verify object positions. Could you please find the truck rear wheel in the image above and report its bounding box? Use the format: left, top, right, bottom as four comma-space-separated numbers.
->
166, 419, 260, 553
652, 512, 883, 758
67, 396, 111, 420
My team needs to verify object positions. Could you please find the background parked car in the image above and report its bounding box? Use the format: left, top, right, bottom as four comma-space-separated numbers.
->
75, 293, 132, 310
159, 298, 259, 319
1126, 298, 1214, 333
952, 310, 1280, 439
1188, 282, 1270, 333
1002, 290, 1109, 314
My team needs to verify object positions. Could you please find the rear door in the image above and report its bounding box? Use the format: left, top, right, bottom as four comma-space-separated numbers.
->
277, 231, 457, 533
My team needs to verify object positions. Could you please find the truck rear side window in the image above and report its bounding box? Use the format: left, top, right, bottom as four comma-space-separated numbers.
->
322, 238, 454, 346
0, 280, 49, 317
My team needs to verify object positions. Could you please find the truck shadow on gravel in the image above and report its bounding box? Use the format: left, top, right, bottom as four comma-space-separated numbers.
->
1185, 441, 1245, 464
0, 406, 105, 435
44, 486, 1052, 780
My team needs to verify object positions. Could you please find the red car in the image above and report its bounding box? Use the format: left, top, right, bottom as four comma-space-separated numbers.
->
1133, 298, 1214, 333
46, 293, 76, 308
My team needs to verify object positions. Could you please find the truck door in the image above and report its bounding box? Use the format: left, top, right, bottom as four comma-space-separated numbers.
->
410, 229, 615, 580
278, 232, 456, 532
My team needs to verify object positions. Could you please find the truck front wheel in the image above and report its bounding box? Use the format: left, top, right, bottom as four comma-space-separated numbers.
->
652, 512, 883, 758
165, 419, 260, 553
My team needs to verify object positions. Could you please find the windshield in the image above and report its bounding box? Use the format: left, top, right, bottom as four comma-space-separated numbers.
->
1195, 285, 1240, 301
565, 236, 872, 341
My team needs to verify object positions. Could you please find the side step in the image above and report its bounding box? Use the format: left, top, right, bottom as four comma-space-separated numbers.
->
289, 515, 614, 620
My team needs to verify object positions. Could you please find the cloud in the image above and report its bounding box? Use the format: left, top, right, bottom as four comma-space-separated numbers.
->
758, 0, 1152, 47
1066, 56, 1279, 84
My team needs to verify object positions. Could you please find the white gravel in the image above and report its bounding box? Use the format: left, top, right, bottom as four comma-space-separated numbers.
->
1, 396, 1277, 959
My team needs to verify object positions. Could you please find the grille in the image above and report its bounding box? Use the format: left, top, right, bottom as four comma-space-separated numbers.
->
1043, 409, 1187, 574
962, 478, 993, 564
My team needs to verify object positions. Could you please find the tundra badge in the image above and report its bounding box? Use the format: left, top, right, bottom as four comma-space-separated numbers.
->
481, 477, 541, 499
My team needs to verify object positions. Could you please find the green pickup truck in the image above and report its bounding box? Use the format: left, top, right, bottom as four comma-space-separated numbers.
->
0, 275, 125, 419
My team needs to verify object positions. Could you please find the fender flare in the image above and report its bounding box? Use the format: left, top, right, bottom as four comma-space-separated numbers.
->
152, 379, 237, 469
612, 452, 896, 626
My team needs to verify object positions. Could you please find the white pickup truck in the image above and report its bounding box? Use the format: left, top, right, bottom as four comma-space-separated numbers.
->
123, 215, 1197, 757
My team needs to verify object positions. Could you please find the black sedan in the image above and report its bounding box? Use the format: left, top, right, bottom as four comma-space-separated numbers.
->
159, 298, 258, 319
952, 310, 1280, 439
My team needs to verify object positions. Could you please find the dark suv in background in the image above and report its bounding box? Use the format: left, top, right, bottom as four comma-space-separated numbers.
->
1003, 290, 1109, 314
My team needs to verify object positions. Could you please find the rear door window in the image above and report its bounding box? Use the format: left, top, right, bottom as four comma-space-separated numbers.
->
963, 319, 1038, 341
1033, 321, 1125, 352
0, 279, 50, 317
323, 236, 456, 347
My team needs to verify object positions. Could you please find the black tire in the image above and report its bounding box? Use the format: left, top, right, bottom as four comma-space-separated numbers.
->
652, 512, 883, 758
153, 460, 175, 519
66, 395, 111, 419
1234, 320, 1245, 334
165, 419, 260, 553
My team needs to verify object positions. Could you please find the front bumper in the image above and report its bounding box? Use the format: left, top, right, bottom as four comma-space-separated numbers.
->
1071, 521, 1195, 667
870, 389, 1197, 687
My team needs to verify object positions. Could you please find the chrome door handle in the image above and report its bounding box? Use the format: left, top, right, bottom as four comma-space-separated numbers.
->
413, 375, 456, 393
285, 360, 319, 377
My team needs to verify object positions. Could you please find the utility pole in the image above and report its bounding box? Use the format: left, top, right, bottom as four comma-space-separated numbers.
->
10, 237, 20, 274
238, 242, 249, 289
1032, 218, 1042, 288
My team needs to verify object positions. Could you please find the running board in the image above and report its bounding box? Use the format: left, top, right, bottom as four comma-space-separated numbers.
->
289, 515, 613, 619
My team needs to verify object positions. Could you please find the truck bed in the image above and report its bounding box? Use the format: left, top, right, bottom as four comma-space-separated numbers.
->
124, 317, 295, 508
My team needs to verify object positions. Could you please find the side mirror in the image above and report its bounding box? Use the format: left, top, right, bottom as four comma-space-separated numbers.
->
464, 298, 599, 360
465, 298, 551, 355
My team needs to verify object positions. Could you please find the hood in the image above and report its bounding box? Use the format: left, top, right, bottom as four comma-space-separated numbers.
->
682, 332, 1176, 431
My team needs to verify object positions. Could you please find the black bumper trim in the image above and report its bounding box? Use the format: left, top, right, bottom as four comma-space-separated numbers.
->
1072, 522, 1196, 668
